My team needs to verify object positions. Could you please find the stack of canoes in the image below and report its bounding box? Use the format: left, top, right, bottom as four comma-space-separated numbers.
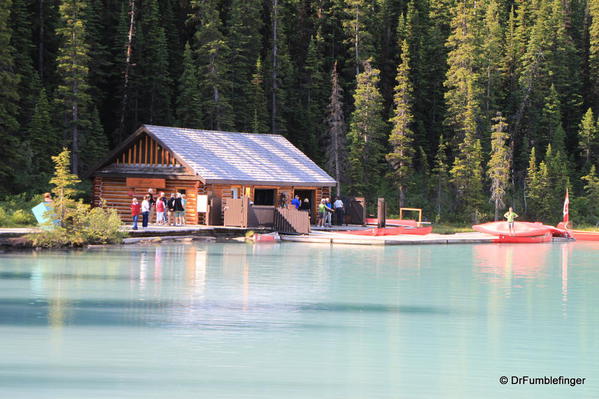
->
472, 221, 570, 243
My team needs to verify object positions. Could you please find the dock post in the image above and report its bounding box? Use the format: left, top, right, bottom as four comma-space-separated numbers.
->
377, 198, 386, 228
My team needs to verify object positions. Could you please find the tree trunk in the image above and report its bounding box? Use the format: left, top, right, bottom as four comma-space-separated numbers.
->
271, 0, 277, 134
399, 185, 405, 208
39, 0, 44, 82
494, 198, 499, 221
118, 0, 136, 142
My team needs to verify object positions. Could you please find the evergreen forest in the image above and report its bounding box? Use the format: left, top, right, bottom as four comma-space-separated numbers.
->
2, 0, 599, 224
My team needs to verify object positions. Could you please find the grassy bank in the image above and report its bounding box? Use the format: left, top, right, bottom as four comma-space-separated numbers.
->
432, 224, 474, 234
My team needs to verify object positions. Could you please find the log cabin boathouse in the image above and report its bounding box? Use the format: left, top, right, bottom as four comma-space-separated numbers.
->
87, 125, 336, 226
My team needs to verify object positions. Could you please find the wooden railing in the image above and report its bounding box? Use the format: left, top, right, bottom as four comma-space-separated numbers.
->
274, 207, 310, 234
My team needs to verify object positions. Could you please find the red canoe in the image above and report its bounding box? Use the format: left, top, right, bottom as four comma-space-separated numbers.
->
472, 221, 567, 237
569, 230, 599, 241
493, 232, 553, 243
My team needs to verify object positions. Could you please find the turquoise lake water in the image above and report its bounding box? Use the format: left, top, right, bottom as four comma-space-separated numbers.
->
0, 241, 598, 398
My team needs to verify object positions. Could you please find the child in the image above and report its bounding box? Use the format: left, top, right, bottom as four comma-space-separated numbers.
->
131, 198, 141, 230
155, 194, 165, 225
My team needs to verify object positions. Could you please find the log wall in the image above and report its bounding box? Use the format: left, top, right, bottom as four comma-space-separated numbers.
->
94, 176, 200, 224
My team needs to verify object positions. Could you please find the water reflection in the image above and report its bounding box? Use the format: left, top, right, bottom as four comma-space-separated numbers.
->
1, 243, 597, 399
473, 243, 551, 279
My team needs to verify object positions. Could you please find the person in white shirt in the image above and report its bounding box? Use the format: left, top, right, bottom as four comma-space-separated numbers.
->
333, 197, 344, 226
141, 195, 151, 228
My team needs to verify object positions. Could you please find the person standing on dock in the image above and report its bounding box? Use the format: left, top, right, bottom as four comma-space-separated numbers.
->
291, 195, 301, 209
147, 189, 155, 225
333, 197, 344, 225
131, 198, 141, 230
174, 193, 185, 226
167, 193, 176, 226
504, 207, 518, 235
318, 199, 327, 227
141, 196, 151, 228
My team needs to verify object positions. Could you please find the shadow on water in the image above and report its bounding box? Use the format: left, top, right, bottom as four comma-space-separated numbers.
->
0, 298, 451, 327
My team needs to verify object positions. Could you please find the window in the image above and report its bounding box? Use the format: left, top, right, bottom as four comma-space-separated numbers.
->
253, 189, 275, 206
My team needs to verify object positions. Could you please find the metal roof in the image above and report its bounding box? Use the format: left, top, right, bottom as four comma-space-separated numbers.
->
142, 125, 336, 186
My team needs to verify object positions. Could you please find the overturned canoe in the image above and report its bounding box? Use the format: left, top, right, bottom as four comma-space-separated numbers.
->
473, 221, 563, 237
493, 232, 553, 243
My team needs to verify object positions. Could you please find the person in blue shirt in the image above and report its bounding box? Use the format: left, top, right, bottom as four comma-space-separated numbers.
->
291, 195, 301, 209
325, 198, 334, 227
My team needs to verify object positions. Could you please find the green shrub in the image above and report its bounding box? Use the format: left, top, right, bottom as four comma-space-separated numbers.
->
29, 202, 125, 248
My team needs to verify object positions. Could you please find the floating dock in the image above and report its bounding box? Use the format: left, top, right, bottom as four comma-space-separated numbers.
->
281, 230, 497, 245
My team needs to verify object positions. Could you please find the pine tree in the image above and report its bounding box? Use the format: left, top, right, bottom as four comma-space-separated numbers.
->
250, 58, 269, 134
487, 113, 511, 220
581, 165, 599, 220
85, 0, 111, 106
49, 148, 81, 226
450, 82, 485, 221
590, 0, 599, 111
432, 135, 450, 221
343, 0, 377, 75
540, 84, 567, 155
480, 0, 504, 121
325, 61, 347, 197
29, 87, 60, 182
299, 33, 327, 158
140, 0, 172, 125
228, 0, 264, 132
10, 0, 36, 127
578, 108, 597, 167
444, 0, 482, 146
386, 39, 414, 207
176, 43, 202, 128
55, 0, 90, 174
0, 0, 21, 192
80, 106, 109, 173
347, 60, 387, 199
192, 0, 234, 131
525, 147, 553, 220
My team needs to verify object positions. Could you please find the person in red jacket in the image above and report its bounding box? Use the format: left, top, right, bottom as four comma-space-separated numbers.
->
131, 197, 141, 230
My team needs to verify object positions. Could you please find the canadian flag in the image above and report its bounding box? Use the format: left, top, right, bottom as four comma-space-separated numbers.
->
563, 188, 569, 223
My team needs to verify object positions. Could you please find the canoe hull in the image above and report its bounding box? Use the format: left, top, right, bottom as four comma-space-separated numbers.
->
493, 232, 552, 243
570, 230, 599, 241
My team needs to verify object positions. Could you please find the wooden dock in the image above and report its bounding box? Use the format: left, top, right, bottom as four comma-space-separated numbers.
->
281, 230, 496, 245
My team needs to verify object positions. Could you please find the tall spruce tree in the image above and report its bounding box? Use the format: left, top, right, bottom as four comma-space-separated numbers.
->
540, 85, 567, 155
450, 82, 485, 221
192, 0, 234, 131
578, 108, 597, 167
481, 0, 504, 122
10, 0, 37, 128
590, 0, 599, 111
28, 87, 60, 184
386, 39, 414, 207
176, 43, 202, 128
228, 0, 264, 132
581, 165, 599, 220
444, 0, 482, 146
140, 0, 172, 124
250, 58, 269, 134
432, 135, 450, 221
343, 0, 377, 75
487, 113, 511, 220
0, 0, 22, 192
325, 62, 347, 197
347, 60, 387, 199
55, 0, 90, 174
